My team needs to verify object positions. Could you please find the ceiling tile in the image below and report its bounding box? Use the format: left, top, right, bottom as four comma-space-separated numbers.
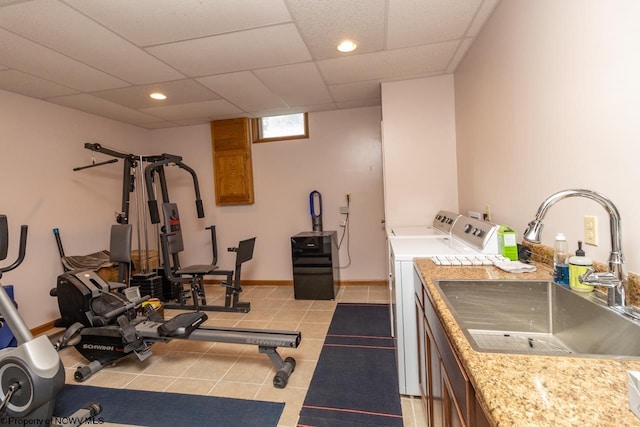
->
139, 121, 182, 130
91, 80, 220, 109
318, 41, 459, 85
286, 0, 386, 59
47, 94, 165, 125
171, 117, 218, 126
467, 0, 501, 37
197, 71, 287, 112
0, 27, 129, 91
0, 0, 30, 5
0, 69, 79, 98
148, 24, 311, 77
386, 0, 482, 49
328, 81, 381, 103
65, 0, 292, 46
254, 62, 333, 106
139, 99, 243, 121
0, 0, 184, 84
146, 24, 312, 77
250, 103, 336, 119
336, 98, 382, 110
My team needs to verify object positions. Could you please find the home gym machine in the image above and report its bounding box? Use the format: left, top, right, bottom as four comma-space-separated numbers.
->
74, 143, 252, 313
78, 143, 198, 281
53, 261, 299, 388
144, 156, 253, 313
0, 215, 101, 426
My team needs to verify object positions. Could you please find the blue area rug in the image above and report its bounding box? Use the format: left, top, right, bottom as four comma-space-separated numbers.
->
55, 384, 284, 427
298, 303, 403, 427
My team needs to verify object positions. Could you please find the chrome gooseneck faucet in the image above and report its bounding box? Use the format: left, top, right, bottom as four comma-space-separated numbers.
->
523, 189, 626, 307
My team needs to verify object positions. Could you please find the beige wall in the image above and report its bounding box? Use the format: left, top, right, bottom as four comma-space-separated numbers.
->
455, 0, 640, 272
149, 107, 387, 282
381, 75, 459, 227
0, 89, 150, 327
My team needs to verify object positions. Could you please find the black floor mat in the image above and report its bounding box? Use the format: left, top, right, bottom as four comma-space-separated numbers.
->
298, 303, 403, 427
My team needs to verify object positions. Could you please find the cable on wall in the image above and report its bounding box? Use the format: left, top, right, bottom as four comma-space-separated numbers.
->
337, 197, 351, 268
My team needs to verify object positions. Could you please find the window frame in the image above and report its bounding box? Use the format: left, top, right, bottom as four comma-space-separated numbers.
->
252, 112, 309, 143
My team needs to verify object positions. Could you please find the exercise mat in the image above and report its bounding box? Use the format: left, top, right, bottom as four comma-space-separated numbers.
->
298, 303, 403, 426
54, 384, 284, 427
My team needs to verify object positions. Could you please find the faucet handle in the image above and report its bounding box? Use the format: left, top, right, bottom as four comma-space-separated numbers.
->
579, 268, 620, 287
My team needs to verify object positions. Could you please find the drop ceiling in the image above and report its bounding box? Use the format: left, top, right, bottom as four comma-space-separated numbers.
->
0, 0, 499, 129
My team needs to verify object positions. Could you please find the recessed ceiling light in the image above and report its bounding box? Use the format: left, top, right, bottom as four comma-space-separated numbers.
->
150, 92, 167, 100
337, 40, 357, 53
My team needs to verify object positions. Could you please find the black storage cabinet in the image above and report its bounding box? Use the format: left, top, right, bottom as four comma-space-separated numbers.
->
291, 231, 339, 299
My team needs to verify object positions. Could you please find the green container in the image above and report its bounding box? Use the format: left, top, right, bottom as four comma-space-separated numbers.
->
498, 226, 518, 261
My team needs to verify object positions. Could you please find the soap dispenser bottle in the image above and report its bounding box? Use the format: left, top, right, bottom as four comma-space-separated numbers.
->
569, 241, 594, 292
553, 233, 569, 286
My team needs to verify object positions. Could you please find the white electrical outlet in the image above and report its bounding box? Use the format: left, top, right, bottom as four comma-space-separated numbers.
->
469, 211, 482, 220
584, 215, 598, 246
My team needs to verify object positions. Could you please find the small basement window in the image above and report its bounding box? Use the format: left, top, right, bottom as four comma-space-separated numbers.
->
253, 113, 309, 143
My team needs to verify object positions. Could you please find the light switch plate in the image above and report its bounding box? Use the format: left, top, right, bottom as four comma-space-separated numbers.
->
584, 215, 598, 246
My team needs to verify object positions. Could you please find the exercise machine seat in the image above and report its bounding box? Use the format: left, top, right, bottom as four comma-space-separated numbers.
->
176, 264, 218, 276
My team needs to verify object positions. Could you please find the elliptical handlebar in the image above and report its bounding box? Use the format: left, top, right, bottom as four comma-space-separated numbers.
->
0, 223, 28, 277
100, 294, 151, 322
0, 216, 32, 345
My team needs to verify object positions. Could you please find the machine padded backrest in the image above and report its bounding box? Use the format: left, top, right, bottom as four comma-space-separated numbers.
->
162, 203, 184, 254
0, 215, 7, 261
236, 237, 256, 266
110, 224, 132, 263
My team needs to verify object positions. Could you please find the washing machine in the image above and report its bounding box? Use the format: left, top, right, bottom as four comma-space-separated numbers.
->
388, 215, 503, 396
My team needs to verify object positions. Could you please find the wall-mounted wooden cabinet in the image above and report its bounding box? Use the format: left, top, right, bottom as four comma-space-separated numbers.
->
210, 118, 255, 206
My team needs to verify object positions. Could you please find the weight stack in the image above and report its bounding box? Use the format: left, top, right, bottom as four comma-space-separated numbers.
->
154, 268, 177, 302
131, 273, 163, 299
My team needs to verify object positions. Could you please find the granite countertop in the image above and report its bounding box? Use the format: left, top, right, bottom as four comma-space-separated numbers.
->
414, 258, 640, 427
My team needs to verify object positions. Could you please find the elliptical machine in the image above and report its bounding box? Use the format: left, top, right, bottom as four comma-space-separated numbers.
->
0, 215, 101, 426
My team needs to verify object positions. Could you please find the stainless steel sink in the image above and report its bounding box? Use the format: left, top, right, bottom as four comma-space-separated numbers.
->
434, 280, 640, 359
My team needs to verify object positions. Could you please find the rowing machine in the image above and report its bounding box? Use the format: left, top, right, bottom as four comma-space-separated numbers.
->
54, 270, 300, 388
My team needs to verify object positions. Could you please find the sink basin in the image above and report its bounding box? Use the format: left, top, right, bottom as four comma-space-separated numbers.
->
434, 280, 640, 359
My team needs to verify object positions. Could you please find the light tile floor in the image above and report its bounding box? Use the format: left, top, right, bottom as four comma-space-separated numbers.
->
57, 284, 426, 427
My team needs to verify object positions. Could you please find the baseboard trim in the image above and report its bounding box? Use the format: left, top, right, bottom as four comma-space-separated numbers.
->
204, 279, 387, 287
31, 320, 56, 336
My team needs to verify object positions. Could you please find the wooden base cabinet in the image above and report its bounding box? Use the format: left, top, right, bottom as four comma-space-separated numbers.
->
414, 266, 490, 427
